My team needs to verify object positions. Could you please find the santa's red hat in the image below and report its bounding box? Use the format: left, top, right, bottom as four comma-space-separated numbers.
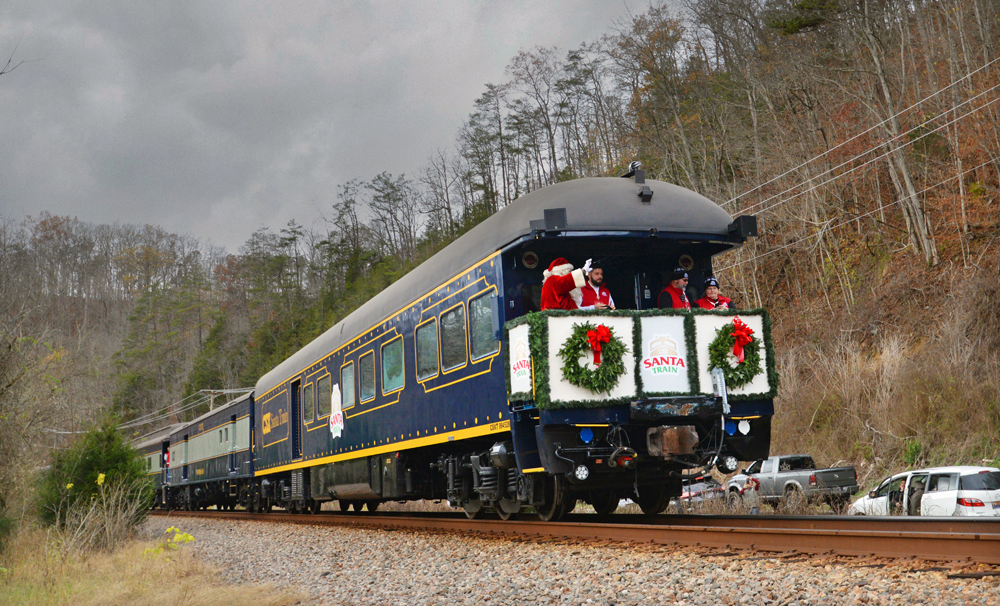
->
548, 257, 570, 272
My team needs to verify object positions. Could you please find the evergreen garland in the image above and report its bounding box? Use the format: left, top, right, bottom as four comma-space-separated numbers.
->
557, 322, 628, 394
707, 320, 763, 389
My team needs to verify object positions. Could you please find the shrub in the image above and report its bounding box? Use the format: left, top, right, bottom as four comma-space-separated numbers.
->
37, 417, 152, 547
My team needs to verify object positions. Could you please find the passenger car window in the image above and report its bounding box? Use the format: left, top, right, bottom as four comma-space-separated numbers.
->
382, 337, 404, 394
303, 382, 315, 423
744, 461, 762, 475
441, 305, 467, 370
469, 293, 499, 360
359, 352, 376, 402
760, 459, 774, 474
341, 363, 356, 409
416, 320, 439, 379
875, 478, 891, 498
959, 471, 1000, 491
317, 375, 331, 417
927, 474, 954, 492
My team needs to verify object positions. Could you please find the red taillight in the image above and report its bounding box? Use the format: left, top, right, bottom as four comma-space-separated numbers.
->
853, 469, 857, 482
617, 455, 634, 467
957, 497, 985, 507
809, 474, 816, 486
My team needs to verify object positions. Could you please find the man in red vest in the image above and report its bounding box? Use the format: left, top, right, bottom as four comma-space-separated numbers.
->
657, 268, 691, 310
694, 276, 733, 310
540, 257, 585, 310
579, 260, 615, 310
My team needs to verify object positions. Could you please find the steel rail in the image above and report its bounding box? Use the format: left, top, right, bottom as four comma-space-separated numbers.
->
152, 510, 1000, 564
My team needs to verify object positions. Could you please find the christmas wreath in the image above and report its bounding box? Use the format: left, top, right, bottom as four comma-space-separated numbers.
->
557, 322, 628, 394
707, 317, 762, 389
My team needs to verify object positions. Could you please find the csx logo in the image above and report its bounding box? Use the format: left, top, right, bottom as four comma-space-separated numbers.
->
261, 409, 289, 435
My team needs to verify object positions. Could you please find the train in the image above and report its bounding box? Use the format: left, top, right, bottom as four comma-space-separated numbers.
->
134, 169, 777, 521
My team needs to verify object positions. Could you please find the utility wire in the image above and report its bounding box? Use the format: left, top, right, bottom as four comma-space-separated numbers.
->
739, 84, 1000, 218
715, 158, 995, 273
722, 55, 1000, 208
118, 388, 253, 430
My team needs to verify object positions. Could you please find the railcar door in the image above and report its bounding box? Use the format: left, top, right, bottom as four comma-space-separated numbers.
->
160, 441, 169, 486
228, 414, 237, 473
290, 379, 302, 459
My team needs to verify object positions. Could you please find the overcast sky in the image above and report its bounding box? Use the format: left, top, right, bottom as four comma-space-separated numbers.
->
0, 1, 652, 252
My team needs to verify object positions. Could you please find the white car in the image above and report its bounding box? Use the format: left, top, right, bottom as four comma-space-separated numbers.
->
848, 466, 1000, 516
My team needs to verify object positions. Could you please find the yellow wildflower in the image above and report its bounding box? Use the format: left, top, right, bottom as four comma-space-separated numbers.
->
65, 483, 74, 490
96, 473, 106, 486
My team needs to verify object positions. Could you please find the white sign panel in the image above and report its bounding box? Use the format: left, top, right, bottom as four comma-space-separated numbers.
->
329, 383, 344, 438
508, 323, 533, 395
547, 315, 636, 403
638, 315, 690, 393
693, 314, 771, 396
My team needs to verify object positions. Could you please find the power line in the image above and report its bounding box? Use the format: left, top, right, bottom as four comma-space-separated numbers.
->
715, 158, 995, 273
722, 55, 1000, 208
739, 84, 1000, 217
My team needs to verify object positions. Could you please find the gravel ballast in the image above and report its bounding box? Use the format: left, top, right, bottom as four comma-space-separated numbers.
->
144, 516, 1000, 605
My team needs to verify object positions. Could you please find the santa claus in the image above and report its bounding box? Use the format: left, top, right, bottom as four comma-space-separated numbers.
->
540, 257, 587, 310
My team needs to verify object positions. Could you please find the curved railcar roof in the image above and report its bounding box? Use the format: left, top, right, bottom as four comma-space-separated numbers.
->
256, 177, 733, 396
167, 392, 253, 440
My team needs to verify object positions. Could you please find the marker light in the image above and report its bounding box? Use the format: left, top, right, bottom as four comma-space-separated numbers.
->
574, 465, 590, 481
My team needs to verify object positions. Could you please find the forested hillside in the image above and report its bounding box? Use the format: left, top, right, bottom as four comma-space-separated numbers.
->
2, 0, 999, 513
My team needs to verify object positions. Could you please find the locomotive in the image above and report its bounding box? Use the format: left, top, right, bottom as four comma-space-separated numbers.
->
137, 170, 776, 521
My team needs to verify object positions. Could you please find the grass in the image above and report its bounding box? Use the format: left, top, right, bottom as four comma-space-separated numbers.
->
0, 526, 304, 606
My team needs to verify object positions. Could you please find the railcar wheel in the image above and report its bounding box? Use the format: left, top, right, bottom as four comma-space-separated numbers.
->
308, 500, 322, 514
496, 497, 521, 521
589, 491, 619, 516
350, 501, 364, 512
364, 501, 380, 512
338, 500, 351, 512
536, 476, 571, 522
463, 498, 483, 519
634, 485, 669, 516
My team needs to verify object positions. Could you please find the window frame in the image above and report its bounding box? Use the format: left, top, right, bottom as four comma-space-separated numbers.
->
414, 317, 440, 382
340, 361, 357, 411
358, 351, 376, 403
315, 373, 332, 420
439, 301, 469, 374
380, 335, 406, 396
302, 381, 315, 424
468, 289, 500, 362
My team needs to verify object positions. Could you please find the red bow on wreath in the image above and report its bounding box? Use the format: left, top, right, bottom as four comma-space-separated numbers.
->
586, 324, 611, 364
730, 317, 755, 364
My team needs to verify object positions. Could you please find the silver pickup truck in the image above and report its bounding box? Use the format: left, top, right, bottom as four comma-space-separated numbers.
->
726, 454, 858, 507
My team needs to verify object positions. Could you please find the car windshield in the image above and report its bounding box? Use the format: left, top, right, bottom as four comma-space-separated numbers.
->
959, 471, 1000, 491
686, 477, 721, 492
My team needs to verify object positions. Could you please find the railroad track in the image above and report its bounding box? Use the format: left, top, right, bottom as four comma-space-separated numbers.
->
151, 509, 1000, 564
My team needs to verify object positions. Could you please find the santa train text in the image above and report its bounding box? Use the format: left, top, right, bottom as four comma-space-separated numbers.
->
135, 170, 777, 520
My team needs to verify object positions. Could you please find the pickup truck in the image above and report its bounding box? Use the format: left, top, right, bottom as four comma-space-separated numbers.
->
726, 454, 858, 507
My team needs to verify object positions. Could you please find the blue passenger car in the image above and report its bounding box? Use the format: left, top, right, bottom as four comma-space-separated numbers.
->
249, 173, 774, 519
165, 393, 254, 510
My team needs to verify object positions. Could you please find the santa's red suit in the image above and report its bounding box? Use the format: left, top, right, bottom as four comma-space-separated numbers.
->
540, 258, 585, 310
580, 282, 614, 309
694, 295, 732, 310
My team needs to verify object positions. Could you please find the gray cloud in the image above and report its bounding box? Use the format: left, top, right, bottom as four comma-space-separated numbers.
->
0, 0, 646, 251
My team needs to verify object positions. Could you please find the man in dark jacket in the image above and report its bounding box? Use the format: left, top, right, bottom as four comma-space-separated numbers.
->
657, 268, 691, 310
